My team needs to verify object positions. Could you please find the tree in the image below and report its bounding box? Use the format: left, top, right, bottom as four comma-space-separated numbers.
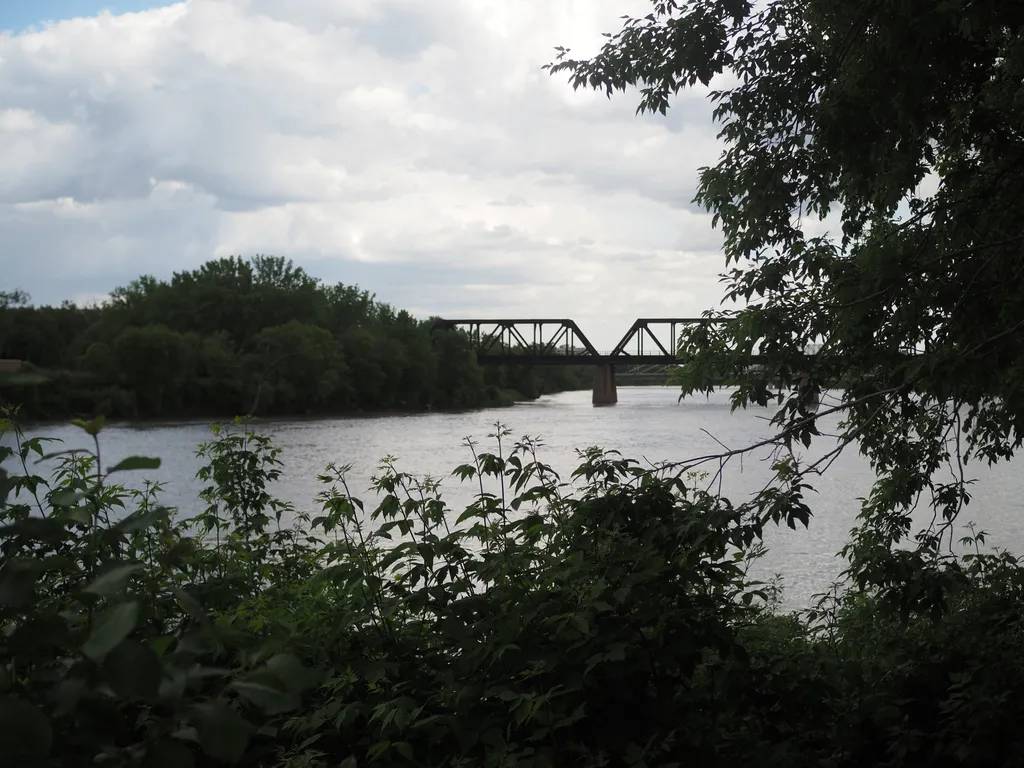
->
192, 331, 245, 414
1, 305, 93, 369
248, 321, 348, 414
390, 311, 439, 409
113, 324, 191, 415
3, 256, 590, 420
0, 292, 27, 361
0, 290, 29, 310
79, 342, 119, 382
433, 329, 486, 409
549, 0, 1024, 604
334, 326, 384, 408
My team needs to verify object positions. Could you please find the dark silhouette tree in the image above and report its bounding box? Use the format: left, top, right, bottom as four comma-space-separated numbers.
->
549, 0, 1024, 603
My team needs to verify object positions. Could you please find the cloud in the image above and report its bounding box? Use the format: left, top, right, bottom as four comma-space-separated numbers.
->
0, 0, 728, 347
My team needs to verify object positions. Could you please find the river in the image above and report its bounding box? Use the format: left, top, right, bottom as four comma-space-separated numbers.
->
5, 386, 1024, 609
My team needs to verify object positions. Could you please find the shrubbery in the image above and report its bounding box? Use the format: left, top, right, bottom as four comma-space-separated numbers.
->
3, 410, 1024, 767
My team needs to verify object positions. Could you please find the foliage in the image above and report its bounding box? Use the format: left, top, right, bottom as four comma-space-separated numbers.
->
5, 411, 1024, 766
547, 0, 1024, 609
0, 256, 592, 420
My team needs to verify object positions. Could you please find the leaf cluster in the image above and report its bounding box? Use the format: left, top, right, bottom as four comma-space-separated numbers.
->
547, 0, 1024, 605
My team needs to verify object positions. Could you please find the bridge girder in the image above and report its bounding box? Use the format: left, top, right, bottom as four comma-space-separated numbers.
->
434, 318, 720, 365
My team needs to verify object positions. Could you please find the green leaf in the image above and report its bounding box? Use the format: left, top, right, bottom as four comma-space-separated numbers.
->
394, 742, 414, 761
151, 635, 175, 658
63, 506, 93, 525
115, 506, 171, 533
571, 615, 590, 635
103, 638, 162, 700
107, 456, 162, 474
232, 653, 321, 714
82, 601, 139, 662
71, 415, 105, 435
193, 702, 251, 765
368, 741, 391, 759
172, 588, 210, 626
83, 564, 144, 598
456, 507, 481, 525
0, 695, 53, 756
264, 652, 321, 692
232, 673, 300, 715
52, 489, 86, 507
142, 739, 196, 768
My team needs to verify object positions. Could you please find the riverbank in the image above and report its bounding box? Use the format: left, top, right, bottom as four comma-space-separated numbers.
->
3, 380, 592, 426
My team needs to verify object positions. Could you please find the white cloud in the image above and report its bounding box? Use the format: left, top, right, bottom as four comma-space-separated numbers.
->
0, 0, 729, 347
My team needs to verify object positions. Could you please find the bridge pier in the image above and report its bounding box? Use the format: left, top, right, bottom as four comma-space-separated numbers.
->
592, 364, 618, 406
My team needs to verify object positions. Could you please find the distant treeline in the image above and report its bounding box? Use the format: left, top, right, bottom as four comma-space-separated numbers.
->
0, 256, 591, 420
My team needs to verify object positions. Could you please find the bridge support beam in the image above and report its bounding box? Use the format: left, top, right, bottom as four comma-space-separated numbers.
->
592, 364, 618, 406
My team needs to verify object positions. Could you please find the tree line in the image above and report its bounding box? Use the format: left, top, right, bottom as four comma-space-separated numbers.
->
0, 256, 592, 420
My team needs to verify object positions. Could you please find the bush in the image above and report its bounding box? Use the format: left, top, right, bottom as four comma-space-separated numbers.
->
3, 410, 1024, 767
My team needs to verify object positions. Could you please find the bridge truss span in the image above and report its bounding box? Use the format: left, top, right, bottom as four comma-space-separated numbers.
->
436, 317, 718, 365
434, 317, 725, 405
434, 318, 603, 365
609, 318, 715, 363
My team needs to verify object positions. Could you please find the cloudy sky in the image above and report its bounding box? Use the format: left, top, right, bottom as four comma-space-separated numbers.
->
1, 0, 731, 347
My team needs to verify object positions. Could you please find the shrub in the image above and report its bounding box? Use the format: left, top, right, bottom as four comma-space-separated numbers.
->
3, 410, 1024, 767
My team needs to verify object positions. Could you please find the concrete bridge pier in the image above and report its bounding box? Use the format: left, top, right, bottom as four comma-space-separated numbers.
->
592, 364, 618, 406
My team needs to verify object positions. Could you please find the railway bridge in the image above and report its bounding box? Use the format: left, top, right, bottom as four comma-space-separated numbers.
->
434, 318, 749, 406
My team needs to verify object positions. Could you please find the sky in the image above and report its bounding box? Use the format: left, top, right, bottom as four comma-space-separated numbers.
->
0, 0, 737, 348
0, 1, 175, 34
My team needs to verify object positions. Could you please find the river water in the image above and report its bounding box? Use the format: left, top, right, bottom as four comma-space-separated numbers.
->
5, 387, 1024, 609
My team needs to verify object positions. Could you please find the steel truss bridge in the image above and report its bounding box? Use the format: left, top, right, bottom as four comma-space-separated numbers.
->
434, 318, 727, 366
434, 318, 735, 405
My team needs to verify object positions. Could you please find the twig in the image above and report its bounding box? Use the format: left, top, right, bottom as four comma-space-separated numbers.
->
665, 385, 907, 476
